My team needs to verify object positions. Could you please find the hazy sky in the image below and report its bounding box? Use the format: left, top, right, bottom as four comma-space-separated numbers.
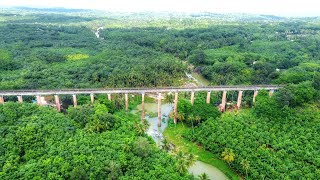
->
1, 0, 320, 17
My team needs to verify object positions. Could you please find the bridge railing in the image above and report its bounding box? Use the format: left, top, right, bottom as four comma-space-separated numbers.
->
0, 85, 284, 93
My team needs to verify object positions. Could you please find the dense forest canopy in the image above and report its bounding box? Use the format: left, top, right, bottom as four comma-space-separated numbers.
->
0, 7, 320, 180
176, 82, 319, 179
0, 8, 319, 89
0, 102, 194, 179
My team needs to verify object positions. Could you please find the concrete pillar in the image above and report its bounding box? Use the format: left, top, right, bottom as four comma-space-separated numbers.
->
269, 90, 274, 97
253, 90, 259, 103
36, 95, 42, 105
54, 95, 61, 112
0, 96, 4, 104
191, 91, 195, 105
17, 95, 23, 103
206, 91, 211, 104
158, 93, 162, 127
90, 94, 94, 104
236, 91, 243, 109
72, 95, 77, 108
107, 94, 111, 101
125, 93, 128, 112
221, 90, 227, 112
174, 92, 178, 124
141, 93, 145, 122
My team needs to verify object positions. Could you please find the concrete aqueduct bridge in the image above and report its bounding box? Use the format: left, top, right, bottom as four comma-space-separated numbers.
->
0, 85, 282, 127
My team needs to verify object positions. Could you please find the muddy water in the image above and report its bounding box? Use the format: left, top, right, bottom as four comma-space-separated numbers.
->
134, 102, 229, 180
189, 161, 229, 180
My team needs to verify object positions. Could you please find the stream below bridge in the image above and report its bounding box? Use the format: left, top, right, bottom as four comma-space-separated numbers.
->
132, 102, 229, 180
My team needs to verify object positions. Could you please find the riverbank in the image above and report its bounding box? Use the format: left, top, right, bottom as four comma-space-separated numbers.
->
191, 72, 210, 86
163, 123, 240, 180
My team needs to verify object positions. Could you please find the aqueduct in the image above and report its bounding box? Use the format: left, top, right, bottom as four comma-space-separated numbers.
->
0, 85, 282, 127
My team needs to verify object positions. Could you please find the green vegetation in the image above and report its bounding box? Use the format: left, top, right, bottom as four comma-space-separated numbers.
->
176, 94, 221, 123
0, 102, 193, 179
164, 123, 240, 179
0, 7, 320, 179
166, 81, 319, 179
164, 93, 240, 178
182, 83, 320, 179
1, 9, 320, 89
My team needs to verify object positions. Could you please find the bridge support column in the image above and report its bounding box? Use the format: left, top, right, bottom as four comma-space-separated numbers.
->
269, 90, 274, 97
174, 92, 178, 124
125, 93, 128, 112
141, 93, 145, 122
253, 90, 258, 103
90, 94, 94, 104
252, 90, 259, 103
0, 96, 4, 104
36, 95, 42, 106
206, 91, 211, 104
107, 94, 111, 101
221, 91, 227, 112
72, 95, 77, 108
237, 91, 243, 109
191, 91, 195, 105
17, 95, 23, 103
158, 93, 162, 127
54, 95, 61, 112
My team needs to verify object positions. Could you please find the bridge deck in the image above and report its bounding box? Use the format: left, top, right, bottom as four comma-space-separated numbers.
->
0, 85, 283, 96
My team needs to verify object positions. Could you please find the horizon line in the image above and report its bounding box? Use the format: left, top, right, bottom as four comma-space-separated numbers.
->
2, 6, 320, 18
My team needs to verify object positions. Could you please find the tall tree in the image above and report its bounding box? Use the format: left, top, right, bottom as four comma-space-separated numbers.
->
221, 148, 235, 165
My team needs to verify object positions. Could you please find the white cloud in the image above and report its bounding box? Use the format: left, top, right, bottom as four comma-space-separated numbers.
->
1, 0, 320, 17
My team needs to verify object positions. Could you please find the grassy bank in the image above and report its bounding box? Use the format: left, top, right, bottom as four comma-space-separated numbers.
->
191, 72, 210, 86
163, 123, 240, 180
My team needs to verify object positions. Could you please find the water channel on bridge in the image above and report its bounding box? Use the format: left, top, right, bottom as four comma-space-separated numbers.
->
133, 102, 229, 180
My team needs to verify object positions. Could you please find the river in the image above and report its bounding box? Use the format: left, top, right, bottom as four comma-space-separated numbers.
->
134, 103, 172, 145
134, 102, 229, 180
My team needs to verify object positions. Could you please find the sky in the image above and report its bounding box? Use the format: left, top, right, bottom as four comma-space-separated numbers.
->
1, 0, 320, 17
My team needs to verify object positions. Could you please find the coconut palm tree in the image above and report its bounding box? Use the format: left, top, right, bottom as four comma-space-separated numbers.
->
175, 151, 188, 174
240, 159, 250, 178
133, 121, 149, 135
161, 138, 172, 152
195, 115, 201, 125
176, 113, 185, 126
175, 150, 185, 161
85, 119, 106, 133
142, 120, 150, 129
185, 153, 197, 167
176, 159, 188, 175
198, 173, 210, 180
221, 148, 235, 165
174, 151, 197, 174
187, 114, 195, 134
164, 93, 174, 104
